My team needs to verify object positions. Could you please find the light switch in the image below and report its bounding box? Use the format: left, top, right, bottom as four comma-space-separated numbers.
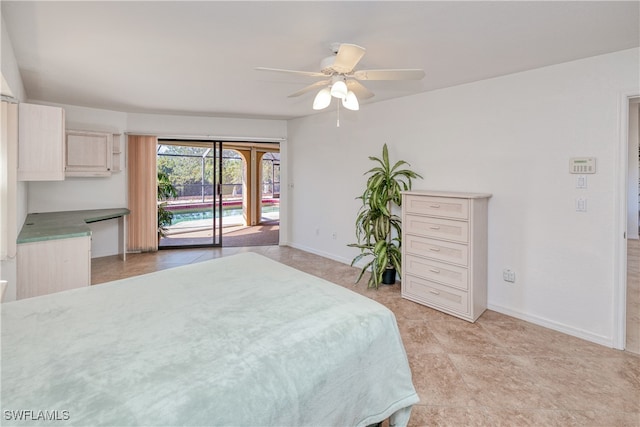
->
575, 197, 587, 212
576, 175, 587, 189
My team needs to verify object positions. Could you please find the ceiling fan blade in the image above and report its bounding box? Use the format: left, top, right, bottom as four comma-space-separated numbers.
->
288, 80, 331, 98
255, 67, 326, 78
331, 44, 366, 74
353, 69, 425, 81
346, 79, 374, 99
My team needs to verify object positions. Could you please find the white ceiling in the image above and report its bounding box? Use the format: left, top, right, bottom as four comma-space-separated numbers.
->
2, 1, 638, 120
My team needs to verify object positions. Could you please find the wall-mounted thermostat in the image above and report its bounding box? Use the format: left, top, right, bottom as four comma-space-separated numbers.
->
570, 157, 596, 174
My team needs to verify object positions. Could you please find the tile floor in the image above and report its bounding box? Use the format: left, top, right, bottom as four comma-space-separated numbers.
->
92, 245, 640, 427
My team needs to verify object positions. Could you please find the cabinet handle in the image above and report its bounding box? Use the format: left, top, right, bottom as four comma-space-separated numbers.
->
429, 247, 441, 252
430, 204, 441, 208
429, 268, 441, 273
429, 289, 440, 295
429, 226, 441, 230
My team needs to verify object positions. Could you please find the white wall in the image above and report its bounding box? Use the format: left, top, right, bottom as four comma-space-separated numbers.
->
26, 104, 287, 257
287, 48, 640, 347
126, 113, 286, 140
1, 15, 25, 101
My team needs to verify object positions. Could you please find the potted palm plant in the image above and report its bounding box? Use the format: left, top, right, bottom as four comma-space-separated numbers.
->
157, 171, 177, 239
349, 144, 422, 288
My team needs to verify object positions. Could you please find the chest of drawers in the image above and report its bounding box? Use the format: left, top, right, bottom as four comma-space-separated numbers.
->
401, 191, 491, 322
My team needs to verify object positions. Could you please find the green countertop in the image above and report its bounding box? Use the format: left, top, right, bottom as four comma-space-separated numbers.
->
17, 208, 130, 244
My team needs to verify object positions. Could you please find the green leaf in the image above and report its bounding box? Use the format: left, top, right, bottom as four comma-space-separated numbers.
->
382, 144, 389, 168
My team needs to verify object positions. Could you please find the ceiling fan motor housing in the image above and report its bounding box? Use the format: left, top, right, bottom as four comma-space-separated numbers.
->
320, 55, 338, 75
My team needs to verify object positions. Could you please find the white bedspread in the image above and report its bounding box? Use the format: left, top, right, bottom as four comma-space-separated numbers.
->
2, 252, 418, 426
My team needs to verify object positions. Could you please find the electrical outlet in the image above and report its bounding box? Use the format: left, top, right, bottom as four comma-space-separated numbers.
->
332, 232, 337, 240
502, 268, 516, 283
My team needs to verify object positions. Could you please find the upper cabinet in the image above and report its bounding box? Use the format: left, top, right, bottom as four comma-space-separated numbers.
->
65, 130, 113, 177
18, 103, 121, 180
18, 103, 66, 181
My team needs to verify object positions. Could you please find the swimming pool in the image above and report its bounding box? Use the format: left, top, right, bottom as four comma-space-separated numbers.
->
170, 205, 279, 225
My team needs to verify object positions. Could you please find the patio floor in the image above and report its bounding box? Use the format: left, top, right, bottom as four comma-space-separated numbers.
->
159, 213, 279, 247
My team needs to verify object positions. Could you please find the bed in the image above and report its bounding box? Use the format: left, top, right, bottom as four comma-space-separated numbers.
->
1, 252, 418, 426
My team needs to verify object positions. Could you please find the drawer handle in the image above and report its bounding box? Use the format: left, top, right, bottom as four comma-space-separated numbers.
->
429, 268, 441, 273
429, 226, 441, 230
430, 204, 441, 208
429, 247, 441, 252
429, 289, 440, 295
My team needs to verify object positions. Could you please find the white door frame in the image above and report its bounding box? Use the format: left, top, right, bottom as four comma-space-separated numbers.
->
614, 91, 639, 349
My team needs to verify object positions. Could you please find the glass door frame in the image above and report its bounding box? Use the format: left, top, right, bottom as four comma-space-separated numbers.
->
157, 139, 222, 249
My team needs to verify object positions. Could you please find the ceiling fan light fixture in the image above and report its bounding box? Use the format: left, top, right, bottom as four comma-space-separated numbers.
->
342, 90, 359, 111
257, 42, 426, 115
330, 79, 348, 99
312, 87, 332, 110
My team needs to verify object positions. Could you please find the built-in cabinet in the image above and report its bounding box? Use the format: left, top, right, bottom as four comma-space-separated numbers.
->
401, 190, 491, 322
18, 103, 66, 181
65, 130, 113, 177
17, 102, 122, 180
17, 236, 91, 299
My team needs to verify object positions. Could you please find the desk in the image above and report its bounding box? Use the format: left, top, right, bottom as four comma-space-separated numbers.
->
17, 208, 129, 299
18, 208, 129, 260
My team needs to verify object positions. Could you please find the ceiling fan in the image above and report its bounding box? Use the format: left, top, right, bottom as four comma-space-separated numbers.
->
256, 43, 425, 111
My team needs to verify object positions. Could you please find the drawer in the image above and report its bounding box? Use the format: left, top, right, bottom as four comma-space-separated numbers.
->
404, 195, 469, 220
405, 234, 469, 266
405, 214, 469, 243
405, 254, 469, 290
403, 275, 469, 315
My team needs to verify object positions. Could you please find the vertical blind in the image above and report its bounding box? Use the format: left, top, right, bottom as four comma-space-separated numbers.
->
127, 135, 158, 252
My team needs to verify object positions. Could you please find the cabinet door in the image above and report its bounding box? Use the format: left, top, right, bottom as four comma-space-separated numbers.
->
65, 130, 113, 177
17, 236, 91, 299
18, 103, 65, 181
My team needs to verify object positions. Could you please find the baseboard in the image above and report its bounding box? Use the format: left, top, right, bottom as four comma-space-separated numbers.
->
286, 242, 354, 266
487, 303, 614, 348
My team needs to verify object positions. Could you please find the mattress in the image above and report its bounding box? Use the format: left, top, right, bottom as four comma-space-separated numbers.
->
1, 252, 418, 426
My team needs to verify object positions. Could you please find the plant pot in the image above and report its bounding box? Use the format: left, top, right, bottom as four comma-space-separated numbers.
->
382, 267, 396, 285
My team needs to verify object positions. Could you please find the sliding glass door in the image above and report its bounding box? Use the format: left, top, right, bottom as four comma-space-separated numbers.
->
156, 139, 280, 248
157, 140, 222, 248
